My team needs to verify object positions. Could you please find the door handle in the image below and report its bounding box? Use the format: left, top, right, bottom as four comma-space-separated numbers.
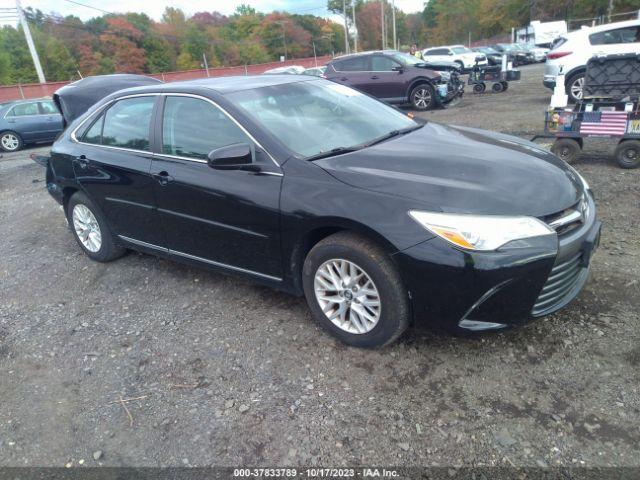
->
370, 75, 379, 79
152, 171, 174, 186
74, 154, 89, 169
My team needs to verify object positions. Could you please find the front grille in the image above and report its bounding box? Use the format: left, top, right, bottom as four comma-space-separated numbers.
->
532, 252, 584, 316
541, 196, 587, 236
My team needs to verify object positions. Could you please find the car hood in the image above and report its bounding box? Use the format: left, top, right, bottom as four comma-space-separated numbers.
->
315, 122, 583, 217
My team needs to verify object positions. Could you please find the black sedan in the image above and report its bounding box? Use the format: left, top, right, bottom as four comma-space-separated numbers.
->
43, 75, 600, 347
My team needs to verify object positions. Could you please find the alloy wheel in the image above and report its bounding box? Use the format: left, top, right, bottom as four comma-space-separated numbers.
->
72, 204, 102, 253
1, 133, 20, 151
413, 88, 432, 109
570, 76, 584, 101
314, 259, 381, 334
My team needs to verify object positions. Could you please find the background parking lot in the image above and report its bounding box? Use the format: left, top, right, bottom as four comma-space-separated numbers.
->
0, 64, 638, 468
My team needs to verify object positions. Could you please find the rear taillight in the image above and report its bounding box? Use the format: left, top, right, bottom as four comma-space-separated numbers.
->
547, 51, 572, 60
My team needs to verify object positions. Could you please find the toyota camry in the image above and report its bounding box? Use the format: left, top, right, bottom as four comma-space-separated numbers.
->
43, 74, 601, 347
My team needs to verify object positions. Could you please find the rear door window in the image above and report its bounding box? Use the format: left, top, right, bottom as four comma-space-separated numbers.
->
39, 101, 59, 114
161, 96, 250, 160
333, 56, 369, 71
424, 48, 449, 56
101, 96, 155, 151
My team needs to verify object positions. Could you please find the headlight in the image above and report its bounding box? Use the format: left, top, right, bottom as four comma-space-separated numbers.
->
409, 211, 555, 251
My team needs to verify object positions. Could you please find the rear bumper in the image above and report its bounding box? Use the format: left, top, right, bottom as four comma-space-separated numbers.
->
393, 193, 600, 333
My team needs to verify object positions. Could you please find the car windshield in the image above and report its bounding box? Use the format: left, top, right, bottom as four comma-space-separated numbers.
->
451, 47, 470, 54
227, 80, 417, 159
391, 52, 424, 66
477, 47, 498, 54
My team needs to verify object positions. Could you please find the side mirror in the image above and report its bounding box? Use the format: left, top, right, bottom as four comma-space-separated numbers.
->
392, 65, 404, 73
207, 143, 254, 170
448, 52, 454, 55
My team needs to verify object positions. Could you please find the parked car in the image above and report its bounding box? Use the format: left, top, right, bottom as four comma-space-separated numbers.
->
422, 45, 488, 70
524, 44, 549, 62
490, 44, 527, 66
544, 19, 640, 103
324, 50, 464, 111
303, 66, 326, 77
0, 98, 63, 152
472, 46, 503, 66
43, 74, 600, 347
509, 43, 536, 64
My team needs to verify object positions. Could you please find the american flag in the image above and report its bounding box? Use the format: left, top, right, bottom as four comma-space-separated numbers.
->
579, 111, 628, 136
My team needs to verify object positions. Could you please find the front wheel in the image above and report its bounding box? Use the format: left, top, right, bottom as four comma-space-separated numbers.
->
615, 140, 640, 169
67, 192, 125, 262
0, 131, 23, 152
302, 232, 410, 348
410, 83, 435, 111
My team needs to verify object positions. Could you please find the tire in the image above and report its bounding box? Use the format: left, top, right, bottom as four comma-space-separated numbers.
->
551, 138, 581, 164
66, 191, 125, 262
302, 232, 410, 348
409, 83, 435, 111
565, 71, 585, 104
501, 81, 509, 91
614, 140, 640, 169
491, 82, 504, 93
0, 131, 23, 152
473, 83, 486, 94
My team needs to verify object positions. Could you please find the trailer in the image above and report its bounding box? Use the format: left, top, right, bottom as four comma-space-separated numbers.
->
535, 53, 640, 169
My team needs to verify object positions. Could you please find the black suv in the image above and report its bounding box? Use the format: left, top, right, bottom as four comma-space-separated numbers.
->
324, 50, 464, 111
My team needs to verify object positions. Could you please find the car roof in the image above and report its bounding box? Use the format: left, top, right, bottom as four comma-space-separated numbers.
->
566, 18, 640, 38
115, 74, 318, 96
332, 50, 398, 60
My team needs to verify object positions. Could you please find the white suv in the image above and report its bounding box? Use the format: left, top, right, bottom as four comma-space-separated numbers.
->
544, 19, 640, 102
422, 45, 488, 70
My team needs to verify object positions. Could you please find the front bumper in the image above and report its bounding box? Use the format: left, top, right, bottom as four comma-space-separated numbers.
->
393, 194, 600, 333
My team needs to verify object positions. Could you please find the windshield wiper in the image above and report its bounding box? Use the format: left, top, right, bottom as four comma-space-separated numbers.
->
364, 124, 423, 147
305, 146, 361, 161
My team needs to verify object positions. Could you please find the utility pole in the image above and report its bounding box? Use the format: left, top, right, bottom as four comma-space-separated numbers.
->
342, 0, 350, 54
606, 0, 613, 23
352, 0, 358, 53
16, 0, 45, 83
391, 0, 397, 50
276, 20, 288, 60
381, 0, 386, 49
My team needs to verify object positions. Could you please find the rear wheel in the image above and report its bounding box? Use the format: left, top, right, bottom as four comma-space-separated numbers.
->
614, 140, 640, 169
410, 83, 435, 111
302, 232, 410, 348
67, 192, 125, 262
566, 72, 585, 103
491, 82, 504, 93
501, 81, 509, 91
551, 138, 581, 164
0, 131, 22, 152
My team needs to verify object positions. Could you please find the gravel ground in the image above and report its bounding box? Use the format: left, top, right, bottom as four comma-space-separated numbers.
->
0, 64, 638, 470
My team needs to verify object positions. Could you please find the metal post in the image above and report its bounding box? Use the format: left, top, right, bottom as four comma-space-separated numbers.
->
391, 0, 397, 50
16, 0, 45, 83
381, 0, 386, 49
202, 53, 210, 77
342, 0, 349, 54
352, 0, 358, 53
313, 41, 318, 67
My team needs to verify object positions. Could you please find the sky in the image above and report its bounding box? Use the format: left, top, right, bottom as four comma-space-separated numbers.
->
2, 0, 426, 25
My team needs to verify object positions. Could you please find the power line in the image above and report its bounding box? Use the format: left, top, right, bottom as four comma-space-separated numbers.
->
60, 0, 114, 16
